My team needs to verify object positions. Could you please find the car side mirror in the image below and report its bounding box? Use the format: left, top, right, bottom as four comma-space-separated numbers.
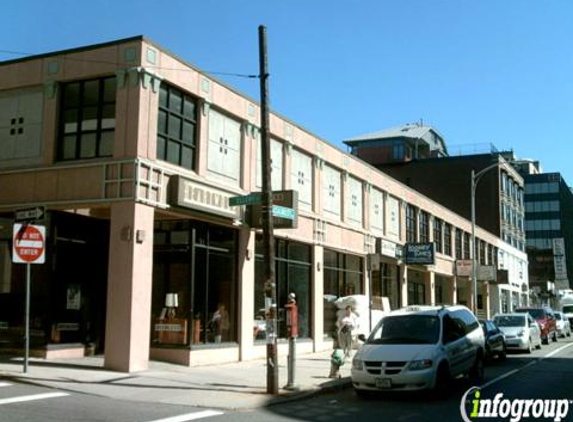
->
358, 334, 366, 342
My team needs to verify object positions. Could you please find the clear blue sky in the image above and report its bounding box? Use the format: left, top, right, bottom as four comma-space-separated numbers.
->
4, 1, 573, 183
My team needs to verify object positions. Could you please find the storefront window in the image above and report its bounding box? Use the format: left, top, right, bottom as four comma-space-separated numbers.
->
152, 221, 237, 347
254, 237, 312, 340
371, 262, 400, 310
323, 249, 364, 338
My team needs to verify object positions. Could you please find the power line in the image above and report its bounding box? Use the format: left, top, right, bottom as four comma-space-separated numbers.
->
0, 49, 259, 79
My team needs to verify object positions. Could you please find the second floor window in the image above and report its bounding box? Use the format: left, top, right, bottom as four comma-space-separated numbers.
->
157, 83, 197, 170
444, 223, 452, 256
434, 218, 443, 253
59, 77, 116, 160
455, 229, 463, 259
463, 232, 470, 259
419, 211, 429, 243
406, 205, 417, 243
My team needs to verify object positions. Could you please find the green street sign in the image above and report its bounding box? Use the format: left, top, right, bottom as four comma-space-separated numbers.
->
272, 205, 296, 220
229, 193, 262, 207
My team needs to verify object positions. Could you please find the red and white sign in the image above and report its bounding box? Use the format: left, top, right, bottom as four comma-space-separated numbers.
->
12, 224, 45, 264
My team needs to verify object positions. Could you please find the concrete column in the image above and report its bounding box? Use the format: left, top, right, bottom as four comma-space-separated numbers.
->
425, 271, 436, 306
400, 264, 408, 307
313, 245, 325, 352
451, 276, 458, 305
239, 228, 255, 361
104, 202, 154, 372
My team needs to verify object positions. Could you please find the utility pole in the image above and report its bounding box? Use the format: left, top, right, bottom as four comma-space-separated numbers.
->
258, 25, 278, 395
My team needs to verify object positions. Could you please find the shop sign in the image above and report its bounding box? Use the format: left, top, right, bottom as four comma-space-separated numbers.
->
553, 238, 566, 256
456, 260, 473, 277
377, 238, 398, 259
170, 176, 240, 219
404, 243, 435, 265
554, 255, 568, 281
478, 265, 496, 281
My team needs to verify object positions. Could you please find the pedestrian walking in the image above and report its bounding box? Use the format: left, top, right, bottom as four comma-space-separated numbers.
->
337, 305, 357, 358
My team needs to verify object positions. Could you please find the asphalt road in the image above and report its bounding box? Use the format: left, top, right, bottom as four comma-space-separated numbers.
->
1, 338, 573, 422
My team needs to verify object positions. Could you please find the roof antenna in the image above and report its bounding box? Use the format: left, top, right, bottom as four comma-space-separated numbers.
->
419, 118, 424, 127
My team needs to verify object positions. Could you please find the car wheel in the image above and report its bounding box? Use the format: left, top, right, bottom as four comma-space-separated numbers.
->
498, 344, 507, 360
355, 388, 372, 399
469, 354, 485, 384
432, 363, 450, 400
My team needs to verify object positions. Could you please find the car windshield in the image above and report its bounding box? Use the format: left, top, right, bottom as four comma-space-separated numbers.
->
516, 309, 544, 320
494, 315, 525, 327
555, 313, 562, 320
367, 315, 440, 345
564, 305, 573, 314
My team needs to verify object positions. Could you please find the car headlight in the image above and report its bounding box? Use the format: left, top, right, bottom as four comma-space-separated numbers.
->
517, 329, 526, 337
408, 359, 433, 371
352, 358, 363, 370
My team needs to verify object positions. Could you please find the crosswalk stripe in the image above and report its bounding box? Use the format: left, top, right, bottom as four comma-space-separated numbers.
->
0, 382, 12, 387
145, 410, 224, 422
0, 392, 69, 405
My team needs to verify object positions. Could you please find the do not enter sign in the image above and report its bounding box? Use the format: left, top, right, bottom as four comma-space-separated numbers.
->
13, 224, 46, 264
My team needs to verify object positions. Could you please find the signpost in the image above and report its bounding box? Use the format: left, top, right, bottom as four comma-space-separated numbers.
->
12, 223, 46, 374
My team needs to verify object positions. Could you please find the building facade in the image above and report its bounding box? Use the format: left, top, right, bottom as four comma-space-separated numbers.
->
0, 37, 527, 372
517, 166, 573, 303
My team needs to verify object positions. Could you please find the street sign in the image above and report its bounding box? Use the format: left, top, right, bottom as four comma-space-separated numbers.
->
15, 206, 45, 223
12, 224, 46, 264
272, 205, 296, 220
229, 193, 262, 207
247, 190, 299, 229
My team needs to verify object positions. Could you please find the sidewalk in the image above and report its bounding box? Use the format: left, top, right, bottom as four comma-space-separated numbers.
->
0, 350, 351, 410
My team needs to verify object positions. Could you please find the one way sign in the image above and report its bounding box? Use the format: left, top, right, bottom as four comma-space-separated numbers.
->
15, 206, 45, 223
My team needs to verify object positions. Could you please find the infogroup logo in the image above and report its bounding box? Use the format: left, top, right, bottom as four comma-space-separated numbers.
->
460, 387, 571, 422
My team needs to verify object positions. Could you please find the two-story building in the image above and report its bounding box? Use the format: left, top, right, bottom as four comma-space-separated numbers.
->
0, 36, 528, 372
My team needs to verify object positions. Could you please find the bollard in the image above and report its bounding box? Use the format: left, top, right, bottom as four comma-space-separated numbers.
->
284, 335, 299, 390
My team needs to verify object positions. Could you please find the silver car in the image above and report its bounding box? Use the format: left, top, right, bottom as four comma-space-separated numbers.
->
554, 311, 572, 338
493, 313, 542, 353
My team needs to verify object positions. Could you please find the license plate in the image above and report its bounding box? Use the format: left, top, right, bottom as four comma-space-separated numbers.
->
375, 378, 392, 389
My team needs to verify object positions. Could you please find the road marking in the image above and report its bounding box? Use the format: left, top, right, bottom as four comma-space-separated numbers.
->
146, 410, 224, 422
481, 342, 573, 390
0, 392, 69, 405
0, 382, 12, 387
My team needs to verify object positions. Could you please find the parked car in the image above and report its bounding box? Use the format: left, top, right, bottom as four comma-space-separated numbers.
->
493, 313, 542, 353
554, 311, 571, 338
514, 307, 557, 344
351, 305, 485, 396
480, 319, 506, 361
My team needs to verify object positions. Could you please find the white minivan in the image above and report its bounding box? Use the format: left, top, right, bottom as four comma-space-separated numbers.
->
351, 305, 485, 396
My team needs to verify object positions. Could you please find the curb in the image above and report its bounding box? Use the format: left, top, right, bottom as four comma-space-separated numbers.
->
263, 377, 352, 408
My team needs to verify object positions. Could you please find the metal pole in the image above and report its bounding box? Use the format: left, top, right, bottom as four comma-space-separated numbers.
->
258, 25, 278, 395
24, 263, 30, 374
285, 336, 299, 390
471, 170, 478, 315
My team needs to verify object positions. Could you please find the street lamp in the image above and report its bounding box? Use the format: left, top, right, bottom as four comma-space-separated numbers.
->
470, 158, 526, 315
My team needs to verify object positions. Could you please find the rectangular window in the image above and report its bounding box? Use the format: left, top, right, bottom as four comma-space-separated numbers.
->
255, 238, 312, 340
419, 211, 429, 243
323, 249, 364, 338
290, 149, 313, 211
455, 229, 463, 259
207, 109, 241, 184
157, 83, 198, 170
322, 165, 342, 219
406, 205, 417, 243
58, 77, 116, 160
347, 176, 364, 227
434, 218, 443, 253
463, 232, 470, 259
444, 223, 452, 256
369, 188, 384, 236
